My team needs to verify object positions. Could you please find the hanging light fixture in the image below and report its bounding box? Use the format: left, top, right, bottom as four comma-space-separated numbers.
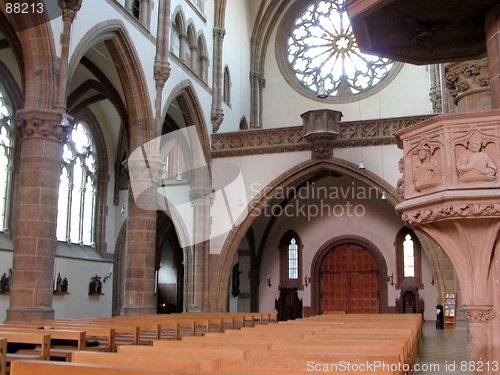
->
316, 80, 328, 98
358, 158, 366, 170
381, 191, 387, 200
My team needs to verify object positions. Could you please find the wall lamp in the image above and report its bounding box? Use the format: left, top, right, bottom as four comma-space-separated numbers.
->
267, 275, 272, 288
304, 275, 310, 288
389, 273, 394, 287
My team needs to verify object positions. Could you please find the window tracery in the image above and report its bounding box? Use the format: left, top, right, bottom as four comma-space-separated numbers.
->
57, 122, 97, 246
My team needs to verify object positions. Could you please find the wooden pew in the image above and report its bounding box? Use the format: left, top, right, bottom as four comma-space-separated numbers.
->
0, 331, 50, 371
70, 351, 395, 375
0, 338, 6, 375
117, 343, 402, 371
0, 327, 85, 361
9, 360, 213, 375
3, 322, 115, 352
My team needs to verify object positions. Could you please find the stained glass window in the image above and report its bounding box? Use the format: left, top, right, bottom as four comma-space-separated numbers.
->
286, 0, 395, 98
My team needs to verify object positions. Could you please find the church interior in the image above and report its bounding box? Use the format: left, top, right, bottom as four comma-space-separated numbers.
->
0, 0, 500, 372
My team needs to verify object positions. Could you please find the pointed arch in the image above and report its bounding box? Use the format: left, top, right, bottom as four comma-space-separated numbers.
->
214, 158, 401, 310
0, 11, 24, 105
214, 0, 228, 29
164, 81, 211, 168
197, 34, 208, 81
67, 20, 153, 141
14, 13, 56, 109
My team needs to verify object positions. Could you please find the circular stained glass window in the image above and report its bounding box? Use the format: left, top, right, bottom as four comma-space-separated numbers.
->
280, 0, 399, 101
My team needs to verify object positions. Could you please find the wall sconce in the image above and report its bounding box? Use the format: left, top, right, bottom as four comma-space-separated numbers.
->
267, 275, 272, 288
430, 276, 435, 286
304, 275, 309, 288
389, 273, 394, 286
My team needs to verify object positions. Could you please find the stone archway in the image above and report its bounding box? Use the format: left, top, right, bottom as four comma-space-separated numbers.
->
213, 158, 401, 312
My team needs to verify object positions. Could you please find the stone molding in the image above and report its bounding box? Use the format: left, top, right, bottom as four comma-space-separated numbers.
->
211, 115, 434, 158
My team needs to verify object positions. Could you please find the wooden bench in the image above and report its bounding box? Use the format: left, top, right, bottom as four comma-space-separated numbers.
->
0, 327, 85, 361
0, 338, 6, 375
5, 323, 115, 352
9, 360, 219, 375
0, 331, 50, 372
70, 351, 395, 375
117, 343, 402, 372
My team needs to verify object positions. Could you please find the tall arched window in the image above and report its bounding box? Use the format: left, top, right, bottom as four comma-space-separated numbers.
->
197, 35, 208, 82
395, 228, 422, 288
279, 230, 303, 289
0, 90, 13, 232
57, 122, 97, 246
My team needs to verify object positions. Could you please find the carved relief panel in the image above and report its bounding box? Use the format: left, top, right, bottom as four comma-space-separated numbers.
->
396, 112, 500, 201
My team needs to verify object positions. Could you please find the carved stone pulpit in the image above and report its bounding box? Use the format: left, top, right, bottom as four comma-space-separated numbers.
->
395, 110, 500, 368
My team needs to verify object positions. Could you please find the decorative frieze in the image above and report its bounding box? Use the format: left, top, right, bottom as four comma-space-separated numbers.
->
402, 202, 500, 225
211, 115, 434, 158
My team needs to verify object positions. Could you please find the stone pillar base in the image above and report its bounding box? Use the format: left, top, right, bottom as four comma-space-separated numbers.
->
5, 307, 54, 321
120, 305, 156, 316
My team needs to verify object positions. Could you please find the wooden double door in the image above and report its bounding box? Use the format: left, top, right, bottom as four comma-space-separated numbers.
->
320, 243, 379, 314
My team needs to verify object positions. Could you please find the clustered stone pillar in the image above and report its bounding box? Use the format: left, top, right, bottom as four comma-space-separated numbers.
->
6, 110, 68, 321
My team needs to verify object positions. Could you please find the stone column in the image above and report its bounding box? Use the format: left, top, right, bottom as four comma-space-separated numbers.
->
188, 187, 213, 312
6, 109, 68, 321
249, 71, 261, 129
486, 4, 500, 109
121, 157, 162, 315
464, 306, 496, 368
140, 0, 149, 26
211, 27, 225, 133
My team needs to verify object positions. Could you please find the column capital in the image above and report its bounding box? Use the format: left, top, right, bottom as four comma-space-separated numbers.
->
211, 108, 224, 134
213, 27, 226, 40
16, 109, 71, 142
60, 0, 83, 23
463, 305, 496, 323
153, 61, 171, 90
190, 188, 214, 207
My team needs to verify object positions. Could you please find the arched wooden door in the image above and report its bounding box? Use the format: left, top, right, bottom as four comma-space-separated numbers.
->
320, 243, 379, 313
